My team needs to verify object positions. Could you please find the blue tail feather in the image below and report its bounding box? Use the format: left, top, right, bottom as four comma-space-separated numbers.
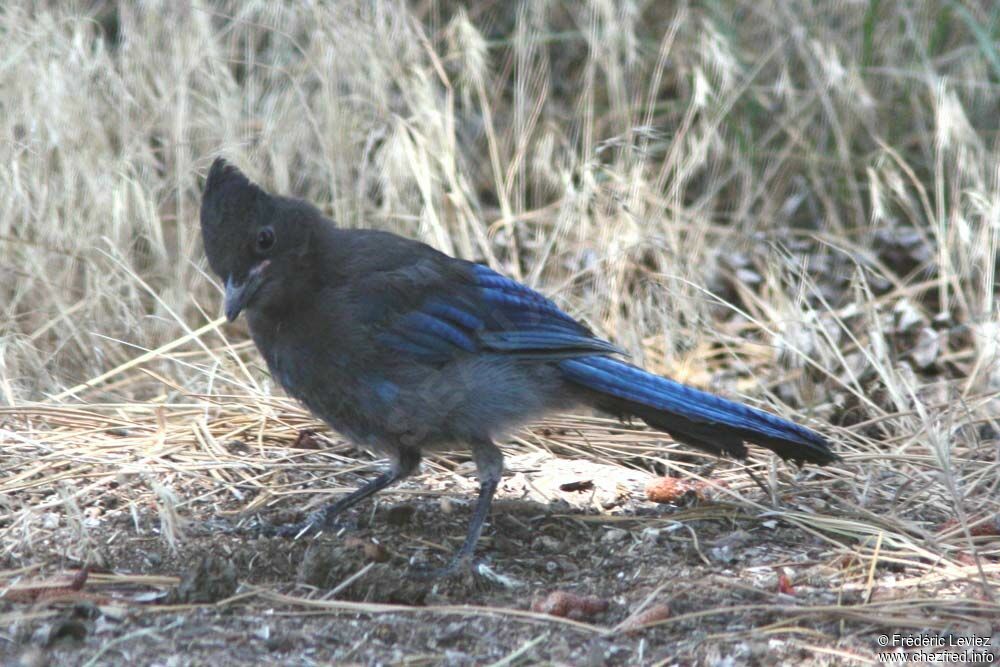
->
558, 356, 835, 464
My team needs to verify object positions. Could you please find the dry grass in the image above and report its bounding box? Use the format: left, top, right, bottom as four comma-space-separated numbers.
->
1, 1, 999, 664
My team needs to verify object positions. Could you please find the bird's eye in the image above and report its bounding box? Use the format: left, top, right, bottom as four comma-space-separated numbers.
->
256, 227, 276, 253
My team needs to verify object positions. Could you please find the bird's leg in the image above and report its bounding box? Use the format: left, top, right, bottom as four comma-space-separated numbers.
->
412, 439, 503, 579
262, 447, 422, 538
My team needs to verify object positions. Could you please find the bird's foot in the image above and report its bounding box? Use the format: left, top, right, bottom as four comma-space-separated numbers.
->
189, 517, 243, 536
251, 508, 353, 539
406, 557, 468, 582
258, 517, 318, 539
408, 555, 520, 589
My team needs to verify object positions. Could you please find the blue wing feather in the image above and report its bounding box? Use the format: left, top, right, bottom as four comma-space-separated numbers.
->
422, 297, 485, 331
481, 331, 621, 354
398, 312, 478, 352
377, 262, 623, 362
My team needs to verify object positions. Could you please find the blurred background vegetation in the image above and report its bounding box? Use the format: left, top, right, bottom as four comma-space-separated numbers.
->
1, 0, 997, 450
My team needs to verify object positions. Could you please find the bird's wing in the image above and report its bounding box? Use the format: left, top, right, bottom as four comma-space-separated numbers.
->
355, 260, 622, 364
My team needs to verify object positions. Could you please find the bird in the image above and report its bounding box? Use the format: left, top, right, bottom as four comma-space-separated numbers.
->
199, 157, 836, 577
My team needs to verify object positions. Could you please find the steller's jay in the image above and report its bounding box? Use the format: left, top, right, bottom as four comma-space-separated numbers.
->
200, 158, 836, 576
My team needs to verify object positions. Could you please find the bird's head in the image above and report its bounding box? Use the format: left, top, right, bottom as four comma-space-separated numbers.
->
200, 158, 321, 322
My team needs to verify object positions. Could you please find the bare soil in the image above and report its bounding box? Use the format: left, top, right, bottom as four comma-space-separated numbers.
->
3, 433, 997, 666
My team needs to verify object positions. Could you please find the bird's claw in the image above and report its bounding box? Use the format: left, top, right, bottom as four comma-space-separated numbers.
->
407, 556, 520, 589
190, 517, 243, 536
406, 560, 464, 582
249, 507, 347, 538
261, 519, 318, 538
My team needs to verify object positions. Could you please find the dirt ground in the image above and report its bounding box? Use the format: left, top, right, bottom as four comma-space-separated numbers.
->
2, 420, 997, 666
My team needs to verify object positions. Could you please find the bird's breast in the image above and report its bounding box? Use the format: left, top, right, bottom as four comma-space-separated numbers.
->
246, 313, 386, 442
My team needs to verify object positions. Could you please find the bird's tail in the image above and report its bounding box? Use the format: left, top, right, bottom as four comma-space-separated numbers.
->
558, 356, 836, 465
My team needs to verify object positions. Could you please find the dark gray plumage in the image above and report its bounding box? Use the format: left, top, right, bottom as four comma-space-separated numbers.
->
200, 158, 836, 575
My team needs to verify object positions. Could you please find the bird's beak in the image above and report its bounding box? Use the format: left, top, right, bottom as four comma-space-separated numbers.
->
224, 260, 270, 322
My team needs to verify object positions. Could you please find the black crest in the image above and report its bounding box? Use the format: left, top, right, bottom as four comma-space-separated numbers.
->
200, 158, 268, 279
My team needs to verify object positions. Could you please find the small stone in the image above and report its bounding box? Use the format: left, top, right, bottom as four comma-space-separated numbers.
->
893, 299, 925, 332
640, 527, 661, 546
910, 327, 940, 369
601, 528, 629, 545
646, 477, 711, 503
533, 535, 561, 552
735, 267, 762, 286
17, 647, 47, 667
